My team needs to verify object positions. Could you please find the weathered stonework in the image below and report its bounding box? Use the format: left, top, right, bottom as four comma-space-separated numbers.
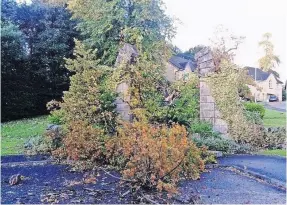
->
114, 44, 229, 135
195, 48, 229, 135
115, 82, 130, 121
114, 43, 139, 122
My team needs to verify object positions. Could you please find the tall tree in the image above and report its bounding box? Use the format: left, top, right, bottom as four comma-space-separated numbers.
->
15, 2, 79, 98
67, 0, 175, 66
1, 21, 35, 121
258, 32, 280, 72
1, 0, 79, 121
62, 0, 176, 124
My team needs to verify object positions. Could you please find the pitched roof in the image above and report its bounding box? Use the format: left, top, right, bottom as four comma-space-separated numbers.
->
246, 67, 283, 84
169, 55, 197, 71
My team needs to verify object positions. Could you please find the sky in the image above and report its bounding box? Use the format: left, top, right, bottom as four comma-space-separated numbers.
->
163, 0, 287, 82
18, 0, 286, 81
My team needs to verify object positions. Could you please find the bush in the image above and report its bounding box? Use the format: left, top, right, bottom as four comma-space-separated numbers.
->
106, 122, 204, 194
192, 136, 252, 154
189, 121, 252, 153
55, 40, 118, 133
244, 102, 265, 118
192, 137, 231, 152
48, 109, 65, 125
59, 121, 108, 163
165, 78, 199, 126
244, 110, 263, 125
146, 76, 199, 127
24, 126, 63, 155
24, 136, 52, 155
190, 121, 221, 138
262, 127, 286, 149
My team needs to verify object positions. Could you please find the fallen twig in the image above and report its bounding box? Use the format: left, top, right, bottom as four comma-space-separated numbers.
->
97, 167, 136, 183
139, 192, 159, 204
120, 189, 131, 198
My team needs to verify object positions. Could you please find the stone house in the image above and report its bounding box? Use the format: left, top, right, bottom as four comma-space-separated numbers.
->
165, 55, 197, 82
246, 67, 283, 102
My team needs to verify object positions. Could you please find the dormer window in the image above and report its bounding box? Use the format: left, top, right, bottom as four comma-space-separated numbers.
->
269, 80, 273, 89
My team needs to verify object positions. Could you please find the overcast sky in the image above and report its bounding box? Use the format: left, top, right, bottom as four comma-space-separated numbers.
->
163, 0, 287, 81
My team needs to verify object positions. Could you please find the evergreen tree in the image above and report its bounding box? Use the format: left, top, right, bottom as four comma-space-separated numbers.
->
67, 0, 175, 65
61, 40, 117, 132
1, 0, 79, 120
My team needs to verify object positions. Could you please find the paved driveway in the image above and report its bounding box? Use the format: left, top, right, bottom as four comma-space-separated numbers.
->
1, 154, 286, 204
218, 154, 286, 183
182, 154, 286, 204
181, 168, 286, 204
265, 101, 286, 112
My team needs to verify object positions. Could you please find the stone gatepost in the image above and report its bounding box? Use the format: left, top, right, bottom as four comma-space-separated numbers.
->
195, 48, 228, 135
114, 43, 139, 121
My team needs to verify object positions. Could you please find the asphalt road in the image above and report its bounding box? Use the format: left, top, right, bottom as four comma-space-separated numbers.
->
181, 168, 286, 204
264, 101, 286, 112
218, 154, 286, 183
1, 154, 286, 204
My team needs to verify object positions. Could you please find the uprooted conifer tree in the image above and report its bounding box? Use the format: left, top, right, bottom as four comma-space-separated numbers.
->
49, 0, 205, 197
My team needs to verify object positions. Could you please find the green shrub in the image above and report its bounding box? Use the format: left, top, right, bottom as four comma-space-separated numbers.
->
190, 121, 221, 139
48, 109, 65, 125
147, 75, 200, 127
58, 40, 118, 133
244, 110, 263, 125
263, 127, 286, 149
192, 135, 252, 154
24, 136, 51, 155
193, 137, 230, 152
25, 124, 64, 155
244, 102, 265, 118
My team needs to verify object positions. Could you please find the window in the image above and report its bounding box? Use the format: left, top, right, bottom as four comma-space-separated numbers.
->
269, 80, 273, 89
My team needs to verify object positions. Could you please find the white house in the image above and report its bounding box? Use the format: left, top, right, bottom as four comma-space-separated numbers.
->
246, 67, 283, 102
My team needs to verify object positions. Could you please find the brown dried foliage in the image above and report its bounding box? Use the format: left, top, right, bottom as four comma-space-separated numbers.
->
106, 121, 204, 194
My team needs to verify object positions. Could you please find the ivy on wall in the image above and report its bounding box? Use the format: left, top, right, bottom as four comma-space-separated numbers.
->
207, 60, 265, 148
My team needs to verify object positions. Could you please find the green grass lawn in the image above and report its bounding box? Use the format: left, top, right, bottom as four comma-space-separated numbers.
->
259, 149, 286, 157
263, 109, 286, 127
1, 116, 48, 156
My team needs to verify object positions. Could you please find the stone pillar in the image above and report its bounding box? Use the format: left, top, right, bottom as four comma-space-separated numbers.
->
115, 82, 131, 121
114, 43, 139, 121
195, 48, 228, 135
